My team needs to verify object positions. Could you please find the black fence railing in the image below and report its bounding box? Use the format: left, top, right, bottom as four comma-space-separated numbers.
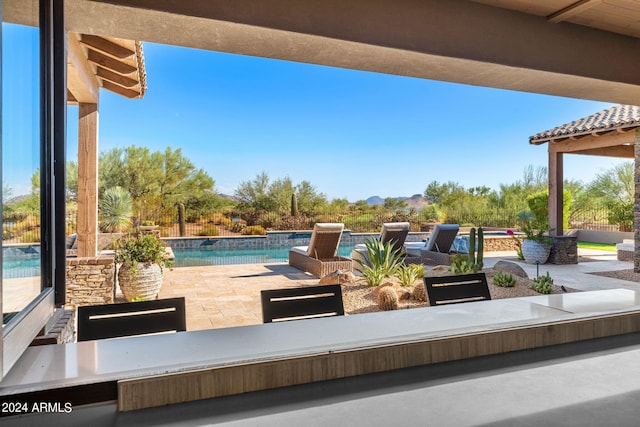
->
1, 203, 626, 244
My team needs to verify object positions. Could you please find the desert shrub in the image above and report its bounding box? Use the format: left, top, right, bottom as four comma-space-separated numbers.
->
21, 229, 41, 243
241, 225, 267, 235
99, 186, 132, 232
449, 254, 481, 275
396, 263, 424, 287
493, 271, 516, 287
256, 212, 282, 229
532, 272, 553, 294
198, 225, 220, 236
230, 220, 247, 233
218, 217, 233, 228
279, 215, 313, 230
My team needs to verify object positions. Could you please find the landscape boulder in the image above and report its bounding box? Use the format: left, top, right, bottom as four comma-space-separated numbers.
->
493, 260, 528, 278
319, 270, 356, 285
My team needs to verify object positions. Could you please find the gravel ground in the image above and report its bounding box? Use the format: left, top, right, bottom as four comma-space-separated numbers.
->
589, 269, 640, 282
342, 268, 576, 314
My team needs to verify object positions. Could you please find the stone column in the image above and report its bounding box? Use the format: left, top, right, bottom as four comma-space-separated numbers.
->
635, 129, 640, 272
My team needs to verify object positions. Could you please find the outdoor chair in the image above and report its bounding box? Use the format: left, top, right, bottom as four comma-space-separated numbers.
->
261, 284, 344, 323
352, 222, 419, 264
289, 223, 352, 278
77, 297, 186, 341
424, 273, 491, 306
418, 223, 460, 265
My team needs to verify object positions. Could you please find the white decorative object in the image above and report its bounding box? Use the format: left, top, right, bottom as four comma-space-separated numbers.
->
521, 239, 551, 264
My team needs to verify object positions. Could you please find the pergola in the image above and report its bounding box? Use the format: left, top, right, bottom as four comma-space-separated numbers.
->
529, 104, 640, 269
66, 32, 147, 258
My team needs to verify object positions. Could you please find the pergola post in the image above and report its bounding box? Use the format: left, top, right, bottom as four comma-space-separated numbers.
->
548, 151, 563, 237
635, 129, 640, 273
77, 103, 99, 258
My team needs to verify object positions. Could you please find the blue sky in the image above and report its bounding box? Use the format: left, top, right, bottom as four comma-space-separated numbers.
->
11, 36, 626, 201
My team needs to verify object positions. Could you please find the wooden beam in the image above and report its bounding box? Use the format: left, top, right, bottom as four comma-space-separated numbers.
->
547, 0, 604, 24
96, 66, 138, 88
67, 33, 100, 103
80, 34, 135, 59
87, 49, 137, 75
548, 151, 563, 237
77, 103, 99, 258
568, 146, 634, 158
101, 80, 142, 98
548, 131, 636, 153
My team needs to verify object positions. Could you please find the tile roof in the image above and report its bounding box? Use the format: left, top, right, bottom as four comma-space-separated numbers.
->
529, 105, 640, 145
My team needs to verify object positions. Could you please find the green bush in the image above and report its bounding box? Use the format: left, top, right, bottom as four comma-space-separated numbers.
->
449, 254, 481, 275
526, 190, 572, 231
493, 271, 516, 287
197, 225, 220, 236
241, 225, 267, 235
532, 272, 553, 294
608, 201, 633, 232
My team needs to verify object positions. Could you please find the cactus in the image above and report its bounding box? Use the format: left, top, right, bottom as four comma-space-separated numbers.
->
377, 286, 399, 310
412, 282, 427, 302
477, 227, 484, 270
291, 193, 299, 217
468, 228, 476, 265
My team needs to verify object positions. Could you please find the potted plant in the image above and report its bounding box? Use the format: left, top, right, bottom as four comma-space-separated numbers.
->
114, 233, 172, 302
520, 221, 553, 264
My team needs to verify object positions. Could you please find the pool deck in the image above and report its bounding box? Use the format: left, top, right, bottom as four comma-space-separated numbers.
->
158, 248, 640, 330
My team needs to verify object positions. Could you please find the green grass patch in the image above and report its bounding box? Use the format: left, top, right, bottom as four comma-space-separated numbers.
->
577, 241, 617, 252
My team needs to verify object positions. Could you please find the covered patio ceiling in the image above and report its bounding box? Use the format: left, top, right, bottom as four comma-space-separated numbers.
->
67, 31, 147, 104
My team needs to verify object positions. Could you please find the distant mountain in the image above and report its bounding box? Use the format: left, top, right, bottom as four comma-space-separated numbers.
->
366, 196, 384, 206
364, 194, 430, 209
218, 193, 239, 202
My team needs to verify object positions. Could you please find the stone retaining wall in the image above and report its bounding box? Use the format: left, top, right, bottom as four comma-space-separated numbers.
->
66, 255, 116, 307
548, 235, 578, 265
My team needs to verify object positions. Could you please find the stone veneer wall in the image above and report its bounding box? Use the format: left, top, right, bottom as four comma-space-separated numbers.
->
66, 255, 116, 307
548, 235, 578, 265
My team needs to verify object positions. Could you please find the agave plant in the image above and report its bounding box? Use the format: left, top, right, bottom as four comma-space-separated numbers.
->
99, 186, 133, 232
354, 237, 402, 286
396, 263, 424, 287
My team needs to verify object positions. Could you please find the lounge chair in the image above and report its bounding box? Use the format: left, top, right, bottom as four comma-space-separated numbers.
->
289, 223, 352, 278
406, 223, 460, 265
260, 284, 344, 323
351, 222, 412, 264
424, 273, 491, 306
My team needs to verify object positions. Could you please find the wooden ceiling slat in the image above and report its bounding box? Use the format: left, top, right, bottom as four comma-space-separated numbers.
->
87, 50, 137, 75
80, 34, 135, 59
96, 67, 138, 88
547, 0, 604, 23
101, 80, 142, 99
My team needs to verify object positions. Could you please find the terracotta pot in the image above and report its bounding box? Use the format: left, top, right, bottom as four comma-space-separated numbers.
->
521, 239, 551, 264
118, 262, 163, 301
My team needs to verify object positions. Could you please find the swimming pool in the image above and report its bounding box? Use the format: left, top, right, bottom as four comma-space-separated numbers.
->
3, 256, 41, 279
173, 245, 355, 268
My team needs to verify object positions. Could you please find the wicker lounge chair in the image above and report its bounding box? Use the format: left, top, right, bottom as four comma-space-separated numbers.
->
289, 223, 352, 278
415, 223, 460, 265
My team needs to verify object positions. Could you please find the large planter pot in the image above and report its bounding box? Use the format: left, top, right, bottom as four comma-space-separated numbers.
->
521, 239, 552, 264
118, 262, 164, 302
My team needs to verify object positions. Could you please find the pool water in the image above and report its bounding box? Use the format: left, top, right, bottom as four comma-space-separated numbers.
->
173, 245, 355, 268
3, 257, 41, 279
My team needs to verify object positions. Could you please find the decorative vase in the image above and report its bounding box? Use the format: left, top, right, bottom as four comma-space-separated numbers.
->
521, 239, 552, 264
118, 262, 164, 301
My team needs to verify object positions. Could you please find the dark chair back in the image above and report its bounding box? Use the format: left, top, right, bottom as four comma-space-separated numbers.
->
77, 297, 186, 341
261, 284, 344, 323
424, 273, 491, 306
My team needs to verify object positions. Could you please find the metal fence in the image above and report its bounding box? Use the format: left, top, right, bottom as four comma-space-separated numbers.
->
1, 203, 623, 244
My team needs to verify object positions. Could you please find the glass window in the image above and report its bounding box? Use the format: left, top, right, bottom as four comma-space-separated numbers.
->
2, 22, 41, 326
